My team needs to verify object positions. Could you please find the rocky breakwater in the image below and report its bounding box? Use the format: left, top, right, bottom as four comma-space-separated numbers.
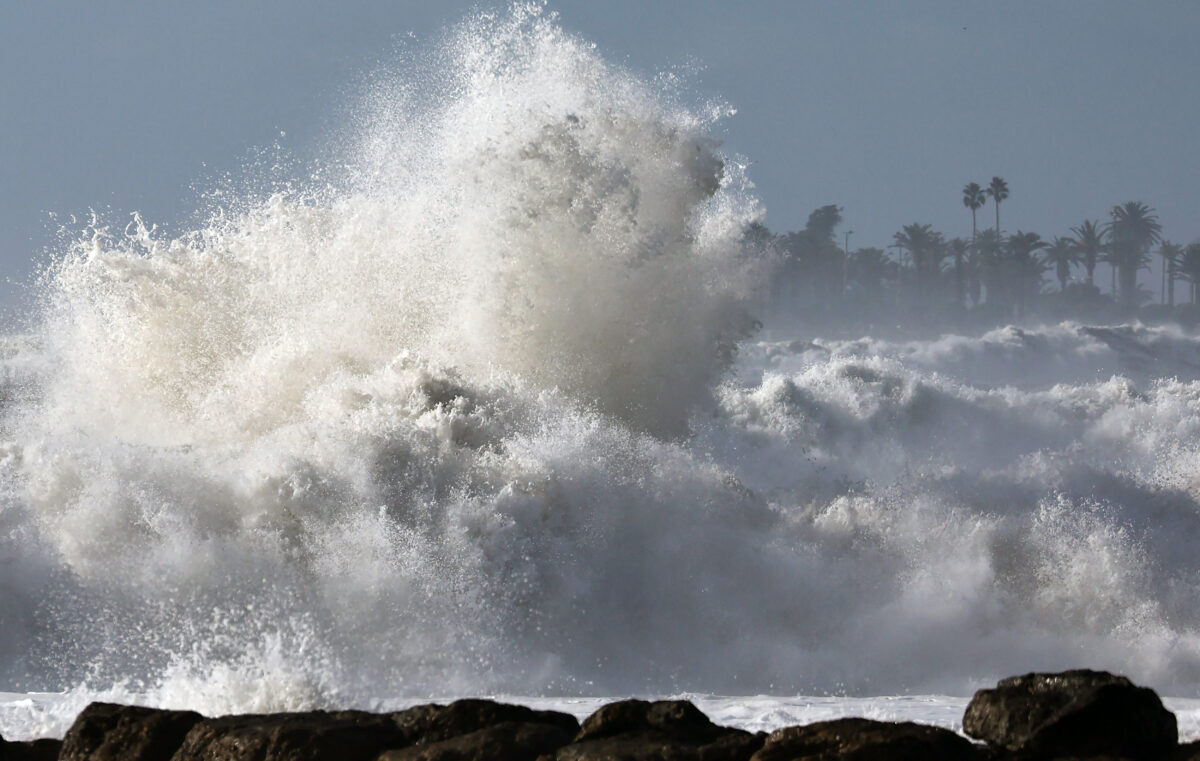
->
4, 670, 1199, 760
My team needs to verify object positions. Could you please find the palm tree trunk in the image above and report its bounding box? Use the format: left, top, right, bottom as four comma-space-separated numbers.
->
955, 254, 964, 307
994, 201, 1000, 234
1120, 263, 1138, 308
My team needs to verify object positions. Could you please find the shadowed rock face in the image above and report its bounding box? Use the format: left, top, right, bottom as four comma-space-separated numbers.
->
560, 699, 765, 761
963, 669, 1178, 760
574, 699, 725, 743
58, 703, 201, 761
170, 710, 410, 761
750, 717, 977, 761
0, 734, 62, 761
389, 699, 579, 746
377, 721, 575, 761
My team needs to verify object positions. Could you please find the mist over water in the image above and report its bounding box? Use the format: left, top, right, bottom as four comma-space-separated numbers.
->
2, 4, 1200, 725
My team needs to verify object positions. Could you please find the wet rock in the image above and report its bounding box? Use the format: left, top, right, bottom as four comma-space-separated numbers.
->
58, 702, 202, 761
377, 721, 574, 761
172, 710, 409, 761
574, 699, 725, 744
0, 735, 63, 761
962, 670, 1177, 760
390, 699, 578, 745
749, 717, 977, 761
558, 699, 764, 761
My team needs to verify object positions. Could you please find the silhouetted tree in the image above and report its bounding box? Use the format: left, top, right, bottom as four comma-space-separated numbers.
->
966, 250, 983, 306
805, 204, 843, 241
1006, 230, 1048, 316
893, 223, 945, 302
987, 177, 1009, 234
963, 182, 987, 241
1179, 243, 1200, 304
1107, 201, 1161, 307
1069, 219, 1105, 287
948, 237, 970, 307
972, 229, 1005, 305
778, 205, 845, 309
848, 246, 895, 301
1043, 236, 1080, 293
1158, 240, 1182, 307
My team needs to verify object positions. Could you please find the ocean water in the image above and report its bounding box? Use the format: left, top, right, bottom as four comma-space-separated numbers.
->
3, 4, 1200, 741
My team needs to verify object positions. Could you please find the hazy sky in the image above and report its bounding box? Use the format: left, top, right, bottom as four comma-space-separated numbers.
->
2, 1, 1198, 310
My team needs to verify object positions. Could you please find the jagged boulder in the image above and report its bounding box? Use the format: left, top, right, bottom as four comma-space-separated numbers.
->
389, 698, 578, 745
557, 699, 764, 761
377, 721, 574, 760
58, 702, 202, 761
171, 710, 409, 761
749, 717, 978, 761
962, 670, 1177, 760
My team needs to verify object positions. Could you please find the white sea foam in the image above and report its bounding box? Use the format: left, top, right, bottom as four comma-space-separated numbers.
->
1, 3, 1199, 739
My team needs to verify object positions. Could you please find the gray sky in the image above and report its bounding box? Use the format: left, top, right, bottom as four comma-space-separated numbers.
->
2, 1, 1198, 312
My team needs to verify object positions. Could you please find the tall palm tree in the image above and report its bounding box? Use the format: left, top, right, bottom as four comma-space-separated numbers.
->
1178, 243, 1200, 304
972, 228, 1005, 305
1158, 240, 1182, 307
1043, 236, 1080, 293
1069, 219, 1105, 287
987, 176, 1009, 234
962, 182, 987, 241
1107, 201, 1162, 307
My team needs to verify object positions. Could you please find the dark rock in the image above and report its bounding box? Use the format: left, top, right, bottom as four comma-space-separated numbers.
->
574, 700, 725, 744
558, 699, 764, 761
377, 721, 574, 761
556, 732, 764, 761
0, 736, 63, 761
390, 699, 579, 745
171, 710, 409, 761
749, 717, 977, 761
58, 702, 202, 761
1171, 740, 1200, 760
962, 670, 1177, 760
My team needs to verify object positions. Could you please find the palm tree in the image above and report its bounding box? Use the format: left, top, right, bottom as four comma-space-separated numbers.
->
1043, 236, 1080, 293
848, 247, 896, 299
972, 228, 1005, 305
987, 176, 1009, 234
893, 223, 944, 301
1006, 231, 1048, 316
1178, 242, 1200, 304
1158, 240, 1182, 307
1069, 219, 1105, 287
948, 237, 970, 307
962, 182, 987, 241
1107, 201, 1162, 307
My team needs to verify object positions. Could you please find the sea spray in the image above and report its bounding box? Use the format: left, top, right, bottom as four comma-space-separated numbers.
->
2, 4, 767, 701
2, 4, 1200, 722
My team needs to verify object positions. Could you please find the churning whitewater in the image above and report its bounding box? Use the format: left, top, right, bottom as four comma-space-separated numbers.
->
2, 6, 1200, 725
